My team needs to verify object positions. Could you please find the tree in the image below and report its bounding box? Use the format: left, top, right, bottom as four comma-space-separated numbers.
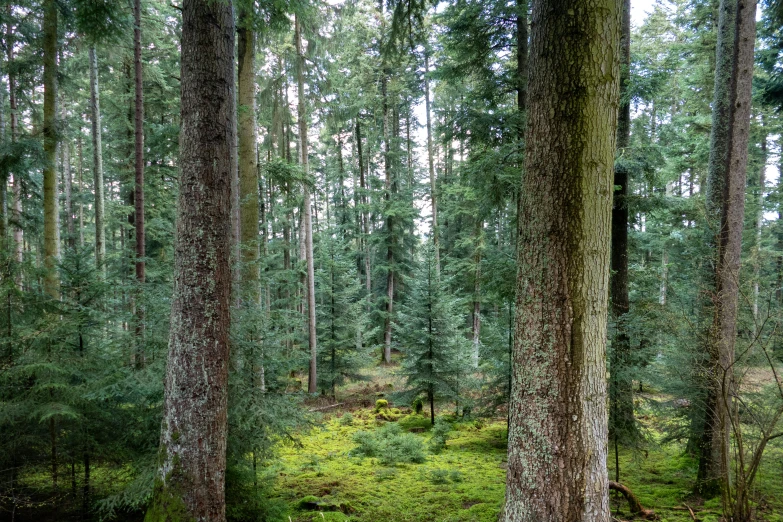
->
397, 242, 468, 425
295, 14, 318, 393
144, 0, 235, 518
88, 47, 105, 273
609, 0, 638, 476
503, 0, 620, 518
43, 0, 59, 299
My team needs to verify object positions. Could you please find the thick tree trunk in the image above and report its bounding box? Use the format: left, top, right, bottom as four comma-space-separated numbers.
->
699, 0, 756, 499
89, 48, 106, 274
296, 15, 318, 393
503, 0, 619, 518
43, 0, 59, 299
144, 0, 234, 519
711, 0, 756, 508
609, 0, 636, 456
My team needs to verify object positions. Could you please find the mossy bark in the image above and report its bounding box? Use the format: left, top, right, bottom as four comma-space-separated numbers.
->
503, 0, 620, 519
144, 0, 234, 519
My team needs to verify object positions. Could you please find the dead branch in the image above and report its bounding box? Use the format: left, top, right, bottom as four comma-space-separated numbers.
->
609, 481, 657, 520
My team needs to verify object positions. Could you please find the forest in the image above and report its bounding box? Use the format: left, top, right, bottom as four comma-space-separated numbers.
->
1, 0, 783, 520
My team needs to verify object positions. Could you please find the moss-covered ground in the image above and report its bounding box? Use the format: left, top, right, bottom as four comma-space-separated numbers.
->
273, 368, 783, 522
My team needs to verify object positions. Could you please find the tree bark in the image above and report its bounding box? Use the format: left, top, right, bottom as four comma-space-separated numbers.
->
7, 5, 23, 272
43, 0, 59, 299
711, 0, 757, 508
698, 0, 757, 499
609, 0, 636, 457
424, 51, 439, 273
89, 48, 106, 275
503, 0, 620, 518
296, 15, 318, 393
134, 0, 146, 290
382, 72, 394, 365
144, 0, 234, 519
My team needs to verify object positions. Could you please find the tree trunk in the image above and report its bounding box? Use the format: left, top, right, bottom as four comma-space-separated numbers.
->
424, 51, 439, 273
144, 0, 234, 518
296, 15, 318, 393
133, 0, 146, 366
752, 126, 766, 337
43, 0, 59, 299
699, 0, 757, 499
503, 0, 619, 518
710, 0, 757, 508
89, 48, 106, 274
382, 72, 394, 365
7, 6, 23, 272
609, 0, 636, 456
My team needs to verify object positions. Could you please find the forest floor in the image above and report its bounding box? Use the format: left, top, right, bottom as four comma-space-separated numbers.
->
275, 367, 783, 522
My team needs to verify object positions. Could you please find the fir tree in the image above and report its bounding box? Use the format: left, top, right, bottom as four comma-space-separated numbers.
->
396, 241, 469, 425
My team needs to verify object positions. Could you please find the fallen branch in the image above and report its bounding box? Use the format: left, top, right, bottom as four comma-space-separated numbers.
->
308, 402, 345, 412
609, 481, 657, 520
683, 503, 697, 521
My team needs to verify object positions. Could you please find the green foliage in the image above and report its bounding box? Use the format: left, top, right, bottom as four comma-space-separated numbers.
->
374, 399, 389, 412
351, 423, 426, 466
428, 417, 452, 454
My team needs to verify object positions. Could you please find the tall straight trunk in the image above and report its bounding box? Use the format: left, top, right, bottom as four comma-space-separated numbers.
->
356, 120, 372, 302
89, 48, 106, 274
144, 0, 234, 519
382, 73, 394, 365
752, 127, 766, 337
711, 0, 757, 508
238, 13, 265, 392
296, 15, 318, 393
1, 77, 6, 242
77, 133, 84, 247
698, 0, 756, 497
471, 219, 482, 369
134, 0, 145, 283
7, 6, 23, 270
424, 52, 439, 273
609, 0, 636, 459
502, 0, 619, 517
43, 0, 59, 299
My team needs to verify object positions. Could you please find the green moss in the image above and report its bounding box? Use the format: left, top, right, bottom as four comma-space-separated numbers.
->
144, 479, 195, 522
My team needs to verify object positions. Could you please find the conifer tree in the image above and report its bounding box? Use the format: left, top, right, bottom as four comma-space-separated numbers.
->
397, 242, 469, 425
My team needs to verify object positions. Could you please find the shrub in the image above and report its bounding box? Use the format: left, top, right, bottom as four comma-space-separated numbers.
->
339, 412, 354, 426
429, 417, 452, 454
351, 422, 426, 465
412, 397, 424, 414
374, 399, 389, 412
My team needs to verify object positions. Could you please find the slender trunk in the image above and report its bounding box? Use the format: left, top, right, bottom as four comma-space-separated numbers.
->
82, 452, 90, 521
43, 0, 59, 299
356, 120, 372, 304
424, 52, 439, 273
752, 127, 766, 337
296, 15, 318, 393
382, 73, 394, 364
144, 0, 235, 518
78, 132, 84, 247
503, 0, 619, 517
472, 220, 482, 369
89, 48, 106, 274
134, 0, 147, 367
7, 7, 23, 271
61, 101, 74, 249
